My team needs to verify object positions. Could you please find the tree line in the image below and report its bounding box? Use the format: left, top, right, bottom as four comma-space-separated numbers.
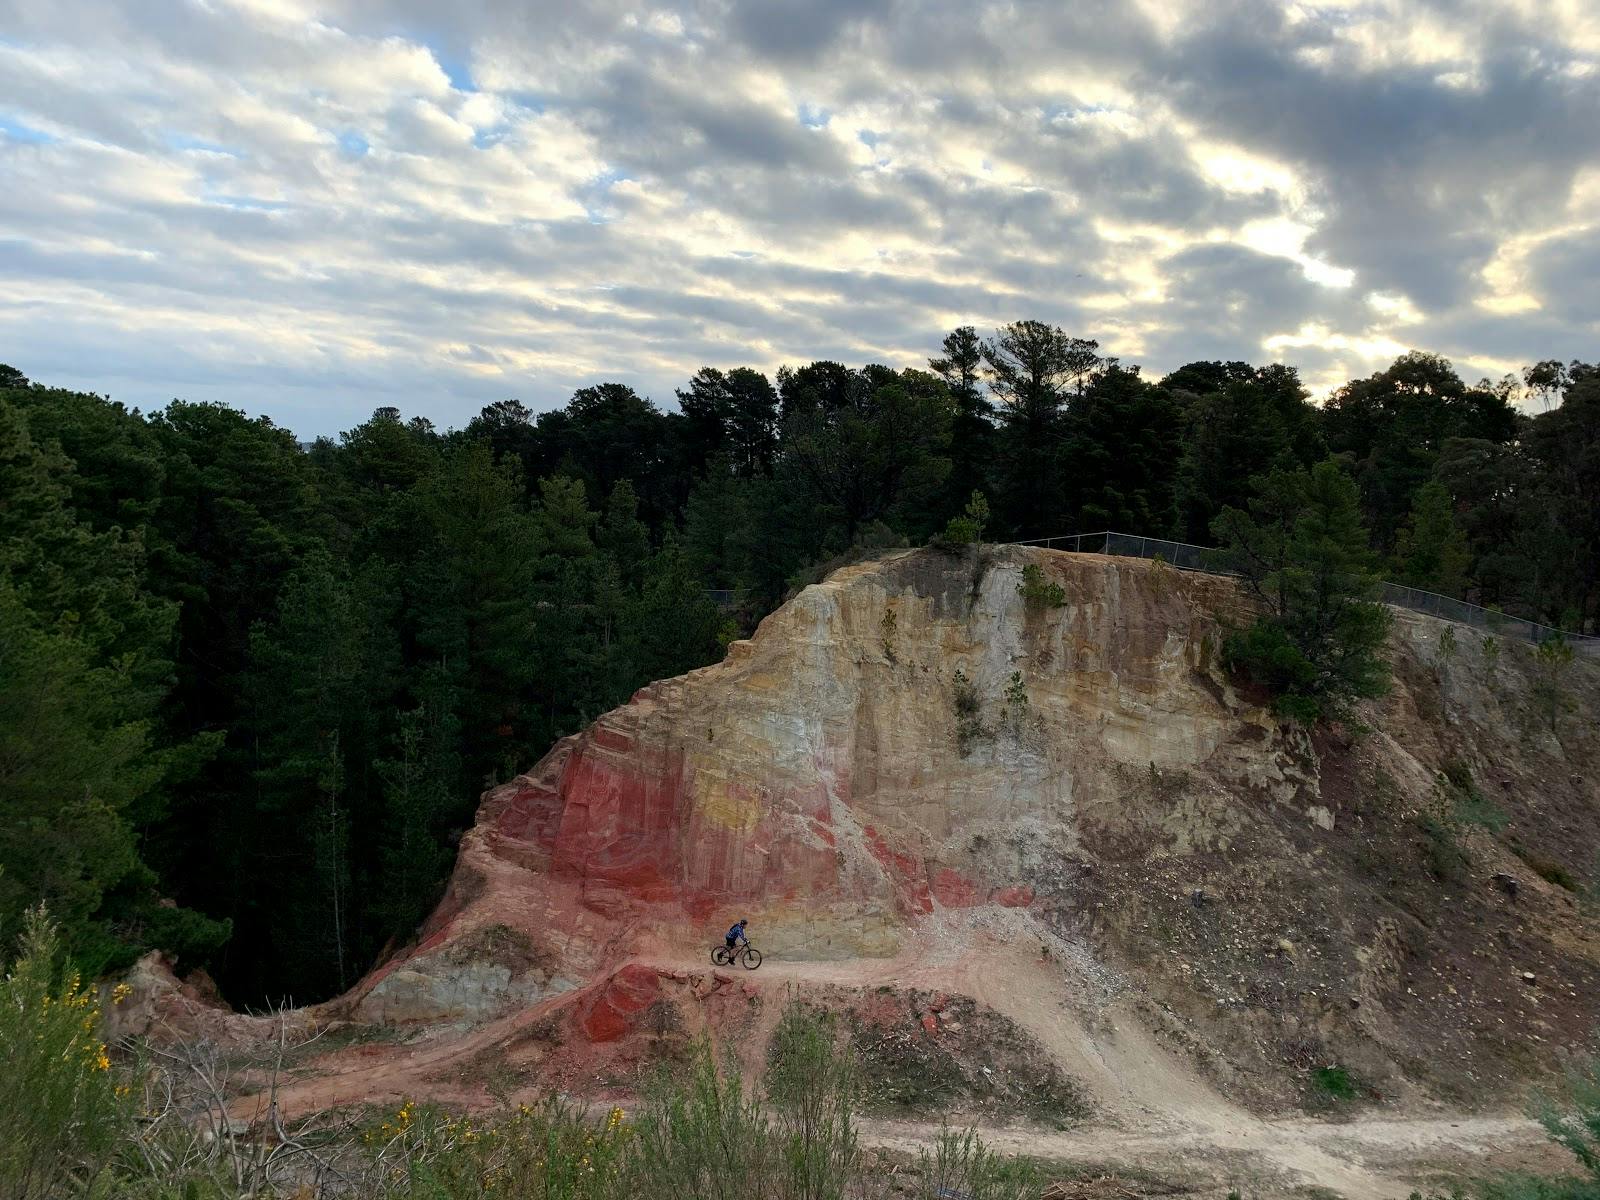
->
1, 330, 1596, 1004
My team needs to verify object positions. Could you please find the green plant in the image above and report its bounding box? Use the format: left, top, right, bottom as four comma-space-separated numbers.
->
766, 1006, 859, 1200
1533, 635, 1577, 734
627, 1047, 773, 1200
1211, 459, 1392, 723
1310, 1065, 1359, 1104
937, 491, 990, 550
1518, 1048, 1600, 1199
1420, 814, 1470, 883
1438, 761, 1508, 833
880, 607, 897, 664
0, 907, 124, 1200
907, 1128, 1041, 1200
1438, 624, 1458, 665
951, 669, 988, 756
1018, 563, 1066, 610
1482, 634, 1502, 685
1000, 671, 1029, 735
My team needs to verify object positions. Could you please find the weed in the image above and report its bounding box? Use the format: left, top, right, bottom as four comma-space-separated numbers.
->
1000, 671, 1029, 736
952, 669, 989, 756
1018, 563, 1067, 611
881, 605, 898, 663
1309, 1065, 1360, 1106
1533, 636, 1577, 734
1420, 814, 1470, 884
0, 908, 122, 1200
1481, 634, 1502, 688
1511, 843, 1580, 892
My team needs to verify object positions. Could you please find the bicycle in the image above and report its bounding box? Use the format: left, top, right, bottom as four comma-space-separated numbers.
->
710, 942, 762, 969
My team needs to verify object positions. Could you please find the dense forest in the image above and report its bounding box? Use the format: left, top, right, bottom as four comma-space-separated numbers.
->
2, 328, 1597, 1007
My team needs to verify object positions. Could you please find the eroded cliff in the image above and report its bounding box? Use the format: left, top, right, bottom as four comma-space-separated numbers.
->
127, 546, 1600, 1129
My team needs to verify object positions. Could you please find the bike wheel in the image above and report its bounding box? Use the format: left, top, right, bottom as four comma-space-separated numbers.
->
742, 948, 762, 970
711, 945, 731, 966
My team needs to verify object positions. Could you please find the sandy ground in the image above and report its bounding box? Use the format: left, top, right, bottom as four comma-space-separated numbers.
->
242, 919, 1567, 1200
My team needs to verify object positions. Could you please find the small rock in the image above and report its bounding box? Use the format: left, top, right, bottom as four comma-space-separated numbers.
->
1522, 972, 1536, 985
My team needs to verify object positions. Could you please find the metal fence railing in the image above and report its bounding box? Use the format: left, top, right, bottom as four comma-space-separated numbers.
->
1013, 530, 1600, 657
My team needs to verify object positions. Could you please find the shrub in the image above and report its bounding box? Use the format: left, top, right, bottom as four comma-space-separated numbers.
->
0, 908, 124, 1200
1018, 563, 1066, 610
951, 669, 987, 756
766, 1006, 859, 1200
1310, 1065, 1359, 1104
907, 1128, 1041, 1200
937, 492, 990, 551
628, 1043, 775, 1200
378, 1097, 631, 1200
1533, 636, 1577, 734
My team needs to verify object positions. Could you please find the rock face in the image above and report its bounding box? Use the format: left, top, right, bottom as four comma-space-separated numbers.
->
250, 546, 1600, 1116
349, 547, 1264, 1015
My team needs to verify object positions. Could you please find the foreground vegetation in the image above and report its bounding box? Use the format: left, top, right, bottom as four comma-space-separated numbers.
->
2, 337, 1597, 1003
2, 911, 1038, 1200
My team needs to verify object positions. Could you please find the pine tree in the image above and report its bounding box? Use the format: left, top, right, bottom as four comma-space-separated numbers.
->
1213, 460, 1392, 721
1393, 480, 1472, 597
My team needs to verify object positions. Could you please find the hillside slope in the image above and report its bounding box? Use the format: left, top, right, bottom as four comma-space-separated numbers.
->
124, 546, 1600, 1184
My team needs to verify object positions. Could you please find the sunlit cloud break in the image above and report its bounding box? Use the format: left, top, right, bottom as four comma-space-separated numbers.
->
1, 0, 1596, 434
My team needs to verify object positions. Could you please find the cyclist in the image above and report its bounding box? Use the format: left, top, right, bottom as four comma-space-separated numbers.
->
724, 919, 750, 958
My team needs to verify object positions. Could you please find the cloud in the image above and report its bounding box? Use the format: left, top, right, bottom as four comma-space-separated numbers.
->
0, 0, 1594, 435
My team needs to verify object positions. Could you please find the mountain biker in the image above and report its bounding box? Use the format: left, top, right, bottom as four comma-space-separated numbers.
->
724, 919, 749, 956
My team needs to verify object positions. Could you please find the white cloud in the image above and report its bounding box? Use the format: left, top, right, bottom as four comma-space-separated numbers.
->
0, 0, 1595, 433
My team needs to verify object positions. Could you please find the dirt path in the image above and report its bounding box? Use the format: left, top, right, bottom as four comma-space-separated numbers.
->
857, 1113, 1549, 1199
244, 929, 1561, 1198
647, 934, 1555, 1199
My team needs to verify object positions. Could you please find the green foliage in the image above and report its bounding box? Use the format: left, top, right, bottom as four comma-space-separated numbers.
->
1532, 636, 1577, 734
0, 909, 123, 1200
3, 342, 1598, 1008
1418, 760, 1505, 882
1213, 459, 1392, 722
1394, 480, 1472, 596
1528, 1049, 1600, 1193
377, 1099, 632, 1199
905, 1128, 1042, 1200
951, 669, 987, 756
0, 396, 223, 973
1310, 1065, 1359, 1104
1018, 562, 1066, 610
938, 490, 990, 548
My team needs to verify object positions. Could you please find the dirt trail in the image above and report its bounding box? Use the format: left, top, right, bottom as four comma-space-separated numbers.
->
648, 936, 1549, 1200
245, 932, 1554, 1199
858, 1114, 1547, 1199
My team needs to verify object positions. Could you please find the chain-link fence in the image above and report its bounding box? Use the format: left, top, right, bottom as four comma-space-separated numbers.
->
1014, 530, 1600, 657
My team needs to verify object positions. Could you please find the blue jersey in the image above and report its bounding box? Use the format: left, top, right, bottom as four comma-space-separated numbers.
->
727, 923, 746, 943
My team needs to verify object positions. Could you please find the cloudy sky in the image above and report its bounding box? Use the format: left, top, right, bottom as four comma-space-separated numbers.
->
2, 0, 1597, 436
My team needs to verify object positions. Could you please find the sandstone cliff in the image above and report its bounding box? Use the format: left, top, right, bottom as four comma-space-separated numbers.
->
130, 546, 1600, 1131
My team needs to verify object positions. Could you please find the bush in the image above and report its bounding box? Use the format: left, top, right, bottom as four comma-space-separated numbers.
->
907, 1128, 1041, 1200
1310, 1065, 1359, 1103
951, 669, 987, 756
1018, 563, 1066, 610
377, 1097, 631, 1199
18, 994, 1039, 1200
0, 908, 125, 1200
936, 492, 990, 550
